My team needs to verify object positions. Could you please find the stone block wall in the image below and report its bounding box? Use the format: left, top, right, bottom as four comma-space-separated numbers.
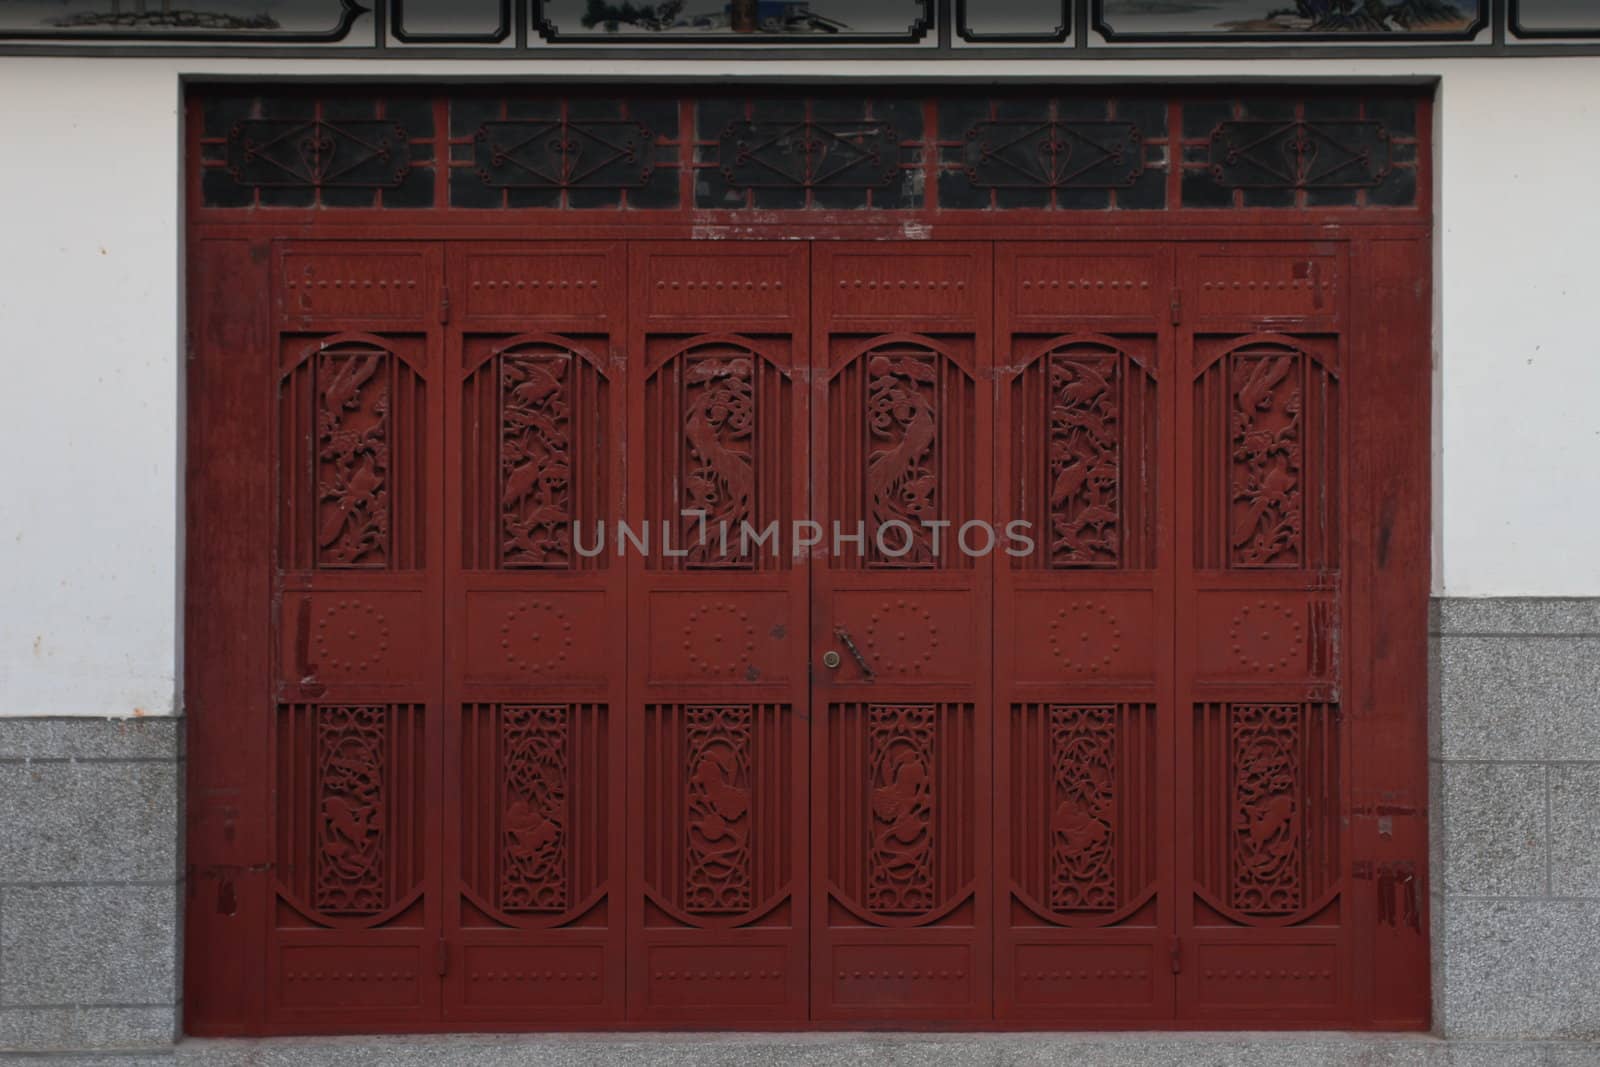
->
1433, 598, 1600, 1040
0, 718, 180, 1051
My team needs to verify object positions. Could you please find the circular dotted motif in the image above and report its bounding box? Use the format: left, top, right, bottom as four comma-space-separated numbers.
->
1047, 601, 1122, 674
1229, 600, 1304, 673
683, 602, 756, 677
314, 600, 389, 674
500, 600, 575, 675
863, 600, 940, 676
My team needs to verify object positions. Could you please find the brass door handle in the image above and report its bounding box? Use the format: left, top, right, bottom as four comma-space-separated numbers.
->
832, 625, 875, 681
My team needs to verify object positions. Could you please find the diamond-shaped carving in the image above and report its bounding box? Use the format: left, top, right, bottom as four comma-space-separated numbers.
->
473, 119, 658, 189
227, 119, 411, 189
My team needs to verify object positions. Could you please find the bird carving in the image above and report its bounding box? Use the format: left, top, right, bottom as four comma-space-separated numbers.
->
683, 360, 755, 529
1236, 354, 1294, 416
1051, 797, 1111, 856
866, 357, 938, 530
321, 796, 379, 871
322, 352, 382, 415
505, 799, 560, 861
872, 752, 929, 846
1058, 359, 1111, 409
1238, 794, 1298, 864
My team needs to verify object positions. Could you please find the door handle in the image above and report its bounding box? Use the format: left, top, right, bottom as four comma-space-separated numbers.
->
832, 625, 875, 681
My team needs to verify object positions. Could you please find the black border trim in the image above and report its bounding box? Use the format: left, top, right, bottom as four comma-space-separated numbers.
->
1509, 0, 1600, 40
532, 0, 935, 44
1092, 0, 1489, 45
392, 0, 512, 44
0, 0, 370, 43
955, 0, 1070, 44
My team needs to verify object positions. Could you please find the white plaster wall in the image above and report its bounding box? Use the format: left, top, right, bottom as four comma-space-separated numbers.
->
0, 56, 1596, 716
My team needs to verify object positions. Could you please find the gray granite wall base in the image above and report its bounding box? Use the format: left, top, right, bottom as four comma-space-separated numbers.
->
6, 596, 1600, 1058
0, 718, 181, 1053
1432, 598, 1600, 1042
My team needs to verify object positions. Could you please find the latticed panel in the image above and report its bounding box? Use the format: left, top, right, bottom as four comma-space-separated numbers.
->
447, 95, 684, 210
640, 704, 796, 921
642, 337, 797, 572
1193, 338, 1341, 572
1180, 95, 1423, 210
275, 703, 428, 918
694, 96, 926, 211
825, 703, 978, 919
1191, 702, 1342, 918
1009, 339, 1159, 571
457, 703, 610, 921
1008, 703, 1159, 920
278, 339, 428, 572
198, 89, 1428, 213
826, 337, 979, 571
936, 95, 1170, 211
459, 338, 610, 572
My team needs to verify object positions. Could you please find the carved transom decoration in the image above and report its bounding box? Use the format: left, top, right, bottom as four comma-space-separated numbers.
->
964, 120, 1145, 190
473, 118, 659, 190
227, 118, 412, 189
1209, 118, 1394, 190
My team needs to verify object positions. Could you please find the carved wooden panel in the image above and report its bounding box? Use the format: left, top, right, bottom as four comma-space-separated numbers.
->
642, 336, 796, 571
1192, 336, 1341, 572
275, 703, 428, 920
459, 336, 611, 572
1007, 336, 1159, 571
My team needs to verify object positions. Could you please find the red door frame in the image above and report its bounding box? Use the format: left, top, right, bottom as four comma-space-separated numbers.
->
183, 88, 1433, 1036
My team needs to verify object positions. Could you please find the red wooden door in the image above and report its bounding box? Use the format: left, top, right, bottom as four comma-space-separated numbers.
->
808, 243, 994, 1023
1173, 244, 1352, 1024
991, 243, 1178, 1022
439, 243, 630, 1024
191, 231, 1426, 1034
267, 242, 447, 1029
625, 243, 813, 1024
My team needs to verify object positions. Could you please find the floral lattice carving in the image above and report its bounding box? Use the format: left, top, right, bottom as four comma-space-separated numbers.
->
684, 705, 754, 913
867, 704, 936, 914
1231, 348, 1303, 568
683, 354, 756, 568
1231, 703, 1303, 914
1048, 352, 1121, 567
1049, 705, 1118, 912
867, 348, 939, 567
501, 705, 568, 912
501, 351, 573, 568
315, 705, 387, 914
316, 348, 390, 568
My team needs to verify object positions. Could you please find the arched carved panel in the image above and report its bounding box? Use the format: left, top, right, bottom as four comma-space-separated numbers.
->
640, 703, 795, 927
460, 336, 611, 571
457, 702, 610, 928
275, 703, 427, 921
643, 336, 795, 571
1007, 702, 1159, 926
827, 336, 978, 570
278, 336, 428, 572
1192, 336, 1341, 572
1008, 336, 1158, 571
1191, 701, 1342, 922
826, 702, 976, 924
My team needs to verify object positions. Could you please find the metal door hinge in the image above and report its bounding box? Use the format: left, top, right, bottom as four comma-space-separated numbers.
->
436, 939, 449, 976
1170, 288, 1183, 326
1170, 936, 1183, 974
440, 285, 452, 325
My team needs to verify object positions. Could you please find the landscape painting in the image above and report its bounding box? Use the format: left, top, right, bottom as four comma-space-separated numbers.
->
0, 0, 366, 38
535, 0, 933, 41
1096, 0, 1487, 40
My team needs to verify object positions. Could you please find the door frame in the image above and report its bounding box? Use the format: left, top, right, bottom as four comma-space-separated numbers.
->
183, 84, 1434, 1036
